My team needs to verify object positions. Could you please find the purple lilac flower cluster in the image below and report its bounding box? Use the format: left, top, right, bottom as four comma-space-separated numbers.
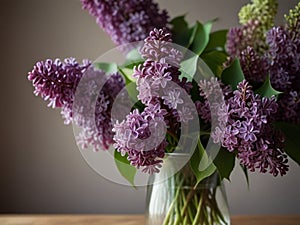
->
199, 79, 289, 176
226, 19, 271, 84
113, 104, 167, 174
81, 0, 169, 45
266, 26, 300, 124
113, 28, 194, 173
196, 77, 231, 124
226, 3, 300, 124
74, 68, 125, 150
28, 58, 125, 150
239, 46, 269, 84
28, 57, 90, 112
134, 28, 193, 122
226, 20, 264, 57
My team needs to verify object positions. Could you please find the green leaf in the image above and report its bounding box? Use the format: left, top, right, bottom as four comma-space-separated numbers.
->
94, 62, 118, 74
213, 148, 235, 180
170, 15, 192, 47
240, 164, 250, 189
255, 75, 282, 98
125, 48, 143, 64
189, 21, 212, 55
221, 58, 245, 90
274, 122, 300, 165
205, 30, 228, 52
118, 67, 136, 83
190, 139, 217, 186
201, 51, 228, 77
118, 67, 138, 103
179, 55, 198, 81
203, 20, 214, 38
126, 48, 142, 61
114, 150, 137, 187
180, 55, 216, 82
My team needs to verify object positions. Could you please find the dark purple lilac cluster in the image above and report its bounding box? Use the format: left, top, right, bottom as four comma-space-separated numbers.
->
81, 0, 169, 45
266, 26, 300, 124
28, 57, 90, 112
226, 20, 263, 57
226, 3, 300, 124
239, 46, 269, 84
28, 58, 125, 150
113, 28, 194, 173
226, 20, 270, 84
200, 79, 289, 176
226, 19, 273, 86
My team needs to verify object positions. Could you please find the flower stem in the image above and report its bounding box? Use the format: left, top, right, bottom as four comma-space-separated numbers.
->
163, 179, 183, 225
192, 193, 204, 225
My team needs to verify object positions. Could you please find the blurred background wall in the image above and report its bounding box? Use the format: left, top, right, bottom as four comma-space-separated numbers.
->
0, 0, 299, 214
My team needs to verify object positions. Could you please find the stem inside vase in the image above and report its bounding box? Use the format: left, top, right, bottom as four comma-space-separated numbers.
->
146, 162, 230, 225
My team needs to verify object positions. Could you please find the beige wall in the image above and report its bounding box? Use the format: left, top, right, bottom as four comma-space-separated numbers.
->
0, 0, 299, 214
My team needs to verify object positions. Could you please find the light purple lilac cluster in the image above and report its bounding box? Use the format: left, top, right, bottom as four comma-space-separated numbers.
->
113, 28, 194, 173
81, 0, 169, 45
196, 77, 231, 124
28, 58, 125, 150
226, 3, 300, 124
73, 69, 125, 150
198, 79, 289, 176
113, 104, 167, 174
134, 28, 193, 122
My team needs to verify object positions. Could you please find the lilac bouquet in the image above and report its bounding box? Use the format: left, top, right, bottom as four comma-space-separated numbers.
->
28, 0, 300, 224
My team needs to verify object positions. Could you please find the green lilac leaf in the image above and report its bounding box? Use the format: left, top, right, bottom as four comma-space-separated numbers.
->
274, 122, 300, 165
189, 21, 212, 55
205, 29, 228, 52
125, 48, 143, 63
118, 67, 136, 83
203, 20, 214, 39
221, 58, 245, 90
180, 55, 215, 82
118, 67, 138, 102
255, 75, 282, 98
213, 148, 235, 180
170, 15, 192, 47
240, 164, 250, 189
114, 150, 137, 187
201, 51, 228, 77
190, 140, 217, 186
179, 55, 198, 81
94, 62, 118, 74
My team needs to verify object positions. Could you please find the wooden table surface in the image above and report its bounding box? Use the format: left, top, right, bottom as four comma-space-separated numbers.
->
0, 215, 299, 225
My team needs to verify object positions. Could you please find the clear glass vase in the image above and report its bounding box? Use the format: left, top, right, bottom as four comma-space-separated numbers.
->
146, 155, 230, 225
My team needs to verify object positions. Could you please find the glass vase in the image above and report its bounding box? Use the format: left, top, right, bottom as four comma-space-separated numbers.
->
146, 155, 230, 225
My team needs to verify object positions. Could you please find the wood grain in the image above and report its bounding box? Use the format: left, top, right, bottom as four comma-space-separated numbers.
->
0, 215, 299, 225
